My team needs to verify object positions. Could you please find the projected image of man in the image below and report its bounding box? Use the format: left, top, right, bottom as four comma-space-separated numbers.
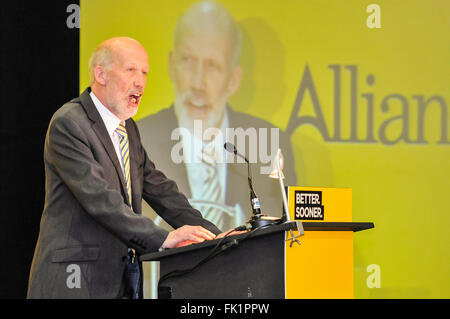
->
138, 1, 297, 231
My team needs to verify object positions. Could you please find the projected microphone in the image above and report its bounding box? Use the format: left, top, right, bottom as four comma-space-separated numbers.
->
224, 143, 280, 229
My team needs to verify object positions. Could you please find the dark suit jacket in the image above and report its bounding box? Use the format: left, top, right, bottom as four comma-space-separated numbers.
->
27, 88, 221, 299
137, 105, 297, 229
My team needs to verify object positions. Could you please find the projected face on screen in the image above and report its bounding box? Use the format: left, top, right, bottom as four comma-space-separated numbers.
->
169, 2, 242, 135
135, 1, 297, 235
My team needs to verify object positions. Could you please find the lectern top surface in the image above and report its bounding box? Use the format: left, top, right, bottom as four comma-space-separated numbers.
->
139, 221, 374, 262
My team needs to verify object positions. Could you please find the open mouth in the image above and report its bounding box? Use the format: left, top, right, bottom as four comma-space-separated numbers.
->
188, 98, 207, 108
129, 93, 142, 105
184, 99, 211, 119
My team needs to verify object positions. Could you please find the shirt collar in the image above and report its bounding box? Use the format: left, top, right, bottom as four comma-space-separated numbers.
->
90, 91, 122, 137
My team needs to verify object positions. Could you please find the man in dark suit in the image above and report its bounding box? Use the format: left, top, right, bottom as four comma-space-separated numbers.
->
137, 1, 297, 231
27, 37, 228, 299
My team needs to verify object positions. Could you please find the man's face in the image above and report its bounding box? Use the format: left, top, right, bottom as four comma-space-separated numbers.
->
103, 43, 149, 120
170, 29, 241, 130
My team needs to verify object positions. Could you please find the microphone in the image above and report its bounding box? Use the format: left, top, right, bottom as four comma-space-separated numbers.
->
224, 143, 282, 230
224, 142, 237, 154
224, 142, 247, 165
224, 143, 261, 217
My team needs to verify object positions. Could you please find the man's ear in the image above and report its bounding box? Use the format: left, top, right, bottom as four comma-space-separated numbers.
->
94, 65, 107, 86
227, 66, 243, 98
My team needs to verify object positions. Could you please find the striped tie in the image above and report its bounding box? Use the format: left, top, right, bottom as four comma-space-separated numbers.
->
115, 121, 132, 207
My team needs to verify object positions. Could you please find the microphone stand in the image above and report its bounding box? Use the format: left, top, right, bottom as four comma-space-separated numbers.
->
224, 143, 281, 230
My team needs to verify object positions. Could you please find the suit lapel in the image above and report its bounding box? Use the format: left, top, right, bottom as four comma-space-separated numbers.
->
168, 145, 191, 198
79, 88, 129, 204
159, 106, 191, 198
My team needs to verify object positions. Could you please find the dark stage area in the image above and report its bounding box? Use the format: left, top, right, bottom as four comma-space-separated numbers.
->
0, 1, 79, 298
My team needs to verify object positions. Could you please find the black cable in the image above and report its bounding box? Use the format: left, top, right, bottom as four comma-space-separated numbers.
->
158, 228, 237, 287
230, 223, 276, 246
234, 225, 248, 231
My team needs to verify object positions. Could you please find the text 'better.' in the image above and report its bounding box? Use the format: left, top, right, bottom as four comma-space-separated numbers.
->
294, 190, 324, 220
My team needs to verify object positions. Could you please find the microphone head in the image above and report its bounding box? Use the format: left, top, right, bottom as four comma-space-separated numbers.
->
224, 142, 237, 154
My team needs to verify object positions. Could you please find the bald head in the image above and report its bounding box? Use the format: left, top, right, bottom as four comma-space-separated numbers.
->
88, 37, 147, 85
174, 1, 242, 66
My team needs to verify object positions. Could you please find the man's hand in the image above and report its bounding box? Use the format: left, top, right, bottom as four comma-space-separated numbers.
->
162, 225, 216, 249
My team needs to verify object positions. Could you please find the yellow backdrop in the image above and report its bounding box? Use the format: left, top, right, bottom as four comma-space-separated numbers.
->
80, 0, 450, 298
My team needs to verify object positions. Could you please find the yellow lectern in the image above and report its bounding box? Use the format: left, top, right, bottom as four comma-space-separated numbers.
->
285, 186, 369, 299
